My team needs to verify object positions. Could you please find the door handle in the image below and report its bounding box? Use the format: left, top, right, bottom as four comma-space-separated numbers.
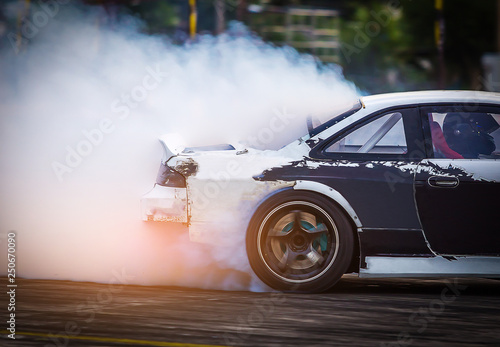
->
427, 176, 459, 188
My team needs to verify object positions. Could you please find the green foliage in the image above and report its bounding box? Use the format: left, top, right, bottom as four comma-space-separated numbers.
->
339, 0, 498, 93
83, 0, 497, 92
125, 1, 181, 35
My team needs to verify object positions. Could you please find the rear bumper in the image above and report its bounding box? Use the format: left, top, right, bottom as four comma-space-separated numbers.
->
141, 184, 188, 223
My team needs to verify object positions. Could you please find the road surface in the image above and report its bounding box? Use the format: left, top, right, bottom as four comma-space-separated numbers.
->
1, 276, 499, 346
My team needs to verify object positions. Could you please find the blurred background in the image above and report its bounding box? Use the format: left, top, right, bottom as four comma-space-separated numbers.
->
0, 0, 498, 293
1, 0, 498, 94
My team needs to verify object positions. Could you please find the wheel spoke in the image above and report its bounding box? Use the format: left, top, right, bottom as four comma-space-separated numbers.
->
305, 246, 324, 266
278, 247, 292, 271
293, 211, 303, 231
268, 228, 292, 238
305, 223, 328, 235
277, 246, 324, 274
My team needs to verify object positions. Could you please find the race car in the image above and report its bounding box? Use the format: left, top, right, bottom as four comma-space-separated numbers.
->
141, 90, 500, 292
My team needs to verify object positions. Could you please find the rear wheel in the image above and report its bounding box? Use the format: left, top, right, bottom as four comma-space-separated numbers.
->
246, 191, 354, 292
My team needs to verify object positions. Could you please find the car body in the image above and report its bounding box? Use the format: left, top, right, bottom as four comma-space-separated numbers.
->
141, 90, 500, 292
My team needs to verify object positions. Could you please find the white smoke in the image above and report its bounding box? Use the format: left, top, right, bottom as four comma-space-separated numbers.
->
0, 3, 358, 291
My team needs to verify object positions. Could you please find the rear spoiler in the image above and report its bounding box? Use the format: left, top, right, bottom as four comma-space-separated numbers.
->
159, 133, 185, 164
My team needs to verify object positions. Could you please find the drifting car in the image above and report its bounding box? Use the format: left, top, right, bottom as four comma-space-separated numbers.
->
142, 90, 500, 292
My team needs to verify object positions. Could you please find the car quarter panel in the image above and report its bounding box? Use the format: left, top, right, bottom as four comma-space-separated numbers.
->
168, 149, 301, 243
256, 159, 422, 230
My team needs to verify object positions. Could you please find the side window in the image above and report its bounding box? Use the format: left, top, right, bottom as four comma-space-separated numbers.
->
427, 111, 500, 159
325, 112, 407, 154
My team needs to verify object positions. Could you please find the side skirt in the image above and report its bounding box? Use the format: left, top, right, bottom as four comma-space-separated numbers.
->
360, 256, 500, 278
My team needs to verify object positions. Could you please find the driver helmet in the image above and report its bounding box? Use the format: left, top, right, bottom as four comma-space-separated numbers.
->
443, 112, 498, 158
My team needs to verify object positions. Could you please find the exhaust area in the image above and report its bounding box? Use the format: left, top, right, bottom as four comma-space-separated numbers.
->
0, 3, 358, 291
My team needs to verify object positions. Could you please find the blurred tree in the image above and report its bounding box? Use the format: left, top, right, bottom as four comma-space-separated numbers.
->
339, 0, 498, 92
75, 0, 499, 92
339, 1, 419, 93
123, 0, 182, 35
402, 0, 497, 90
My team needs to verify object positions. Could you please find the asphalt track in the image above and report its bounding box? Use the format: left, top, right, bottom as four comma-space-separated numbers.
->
1, 276, 499, 347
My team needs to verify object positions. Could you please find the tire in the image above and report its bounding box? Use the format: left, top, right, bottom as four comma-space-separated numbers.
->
246, 190, 354, 293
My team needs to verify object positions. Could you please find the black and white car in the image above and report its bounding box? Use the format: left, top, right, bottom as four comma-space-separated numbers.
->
142, 90, 500, 292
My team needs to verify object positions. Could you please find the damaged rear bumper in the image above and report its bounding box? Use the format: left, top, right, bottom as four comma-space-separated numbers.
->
141, 184, 188, 223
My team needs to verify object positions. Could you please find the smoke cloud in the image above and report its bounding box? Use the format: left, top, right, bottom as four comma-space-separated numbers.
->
0, 2, 358, 291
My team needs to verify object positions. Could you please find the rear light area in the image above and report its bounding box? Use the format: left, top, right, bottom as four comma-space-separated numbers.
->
156, 163, 186, 187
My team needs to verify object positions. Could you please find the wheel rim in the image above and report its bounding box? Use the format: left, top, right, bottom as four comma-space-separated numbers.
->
257, 201, 340, 284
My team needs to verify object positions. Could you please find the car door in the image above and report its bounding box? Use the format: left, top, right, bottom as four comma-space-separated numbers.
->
415, 105, 500, 255
308, 107, 432, 257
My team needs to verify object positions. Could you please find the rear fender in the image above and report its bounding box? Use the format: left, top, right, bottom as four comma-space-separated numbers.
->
293, 180, 362, 229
